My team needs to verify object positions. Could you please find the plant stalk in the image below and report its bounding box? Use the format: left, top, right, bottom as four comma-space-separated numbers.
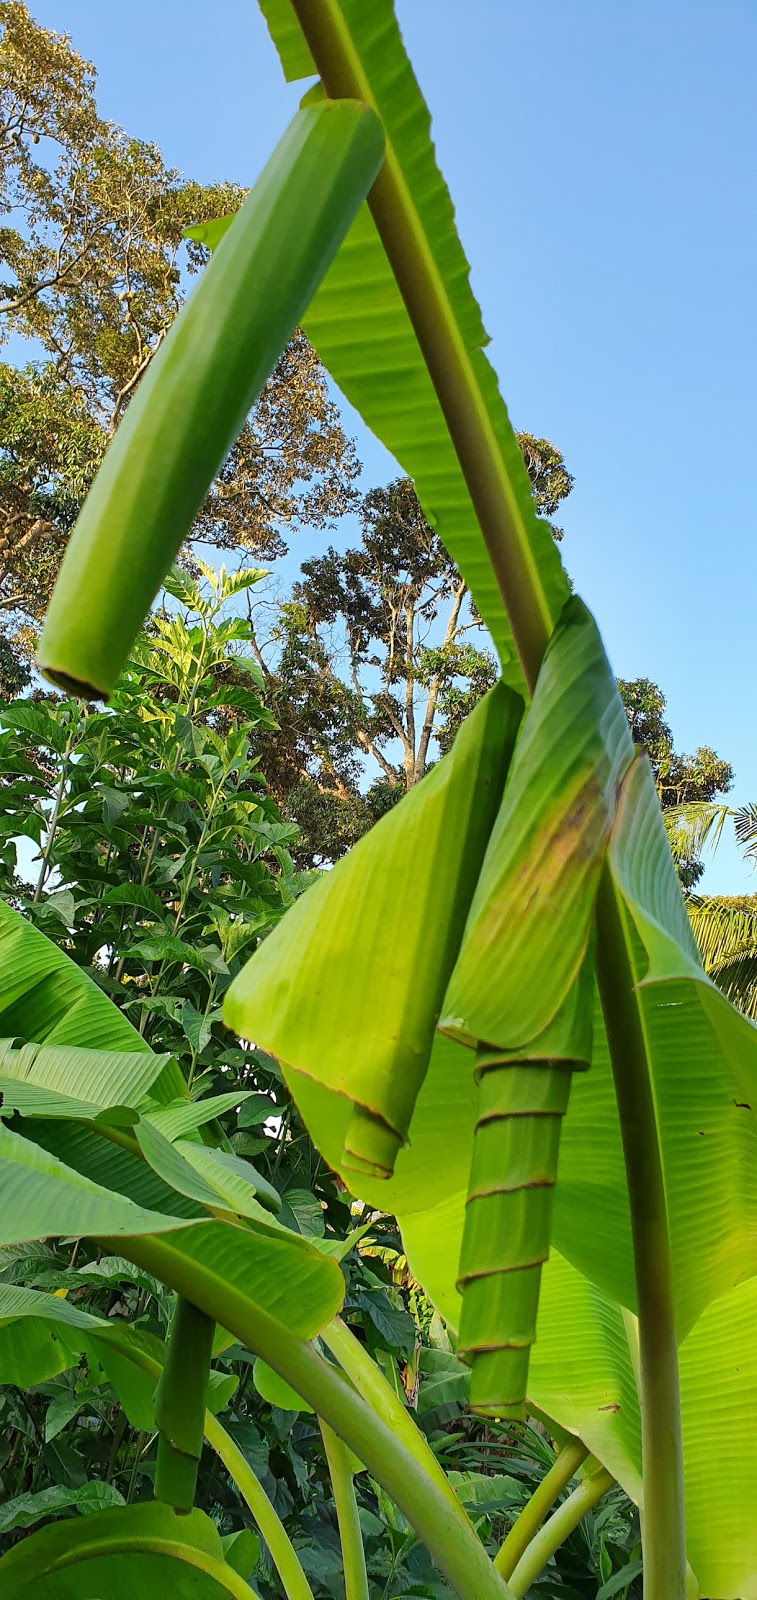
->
595, 871, 687, 1600
320, 1420, 369, 1600
508, 1467, 614, 1598
288, 0, 553, 694
322, 1316, 470, 1530
204, 1412, 315, 1600
104, 1232, 515, 1600
495, 1436, 588, 1579
98, 1330, 315, 1600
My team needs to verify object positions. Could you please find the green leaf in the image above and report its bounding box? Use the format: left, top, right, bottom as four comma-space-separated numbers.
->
0, 1311, 79, 1388
44, 1391, 85, 1443
215, 1, 570, 694
0, 900, 151, 1054
0, 1074, 134, 1125
225, 683, 520, 1178
0, 1481, 125, 1537
281, 1186, 324, 1237
440, 599, 632, 1050
252, 1355, 313, 1414
136, 1120, 283, 1226
0, 1037, 169, 1112
596, 1561, 644, 1600
98, 883, 168, 920
222, 1528, 261, 1580
143, 1091, 254, 1141
39, 102, 385, 699
236, 1093, 277, 1128
0, 1501, 254, 1598
0, 1121, 195, 1245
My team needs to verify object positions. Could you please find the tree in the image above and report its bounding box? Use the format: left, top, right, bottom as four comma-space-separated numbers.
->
259, 444, 573, 865
618, 675, 732, 886
0, 2, 358, 666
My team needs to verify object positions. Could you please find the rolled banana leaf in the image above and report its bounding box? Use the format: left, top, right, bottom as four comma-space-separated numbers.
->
441, 597, 634, 1052
456, 961, 594, 1418
438, 598, 634, 1414
38, 100, 384, 698
224, 682, 522, 1178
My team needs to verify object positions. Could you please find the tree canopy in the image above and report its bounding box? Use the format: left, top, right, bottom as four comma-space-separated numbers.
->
0, 1, 358, 680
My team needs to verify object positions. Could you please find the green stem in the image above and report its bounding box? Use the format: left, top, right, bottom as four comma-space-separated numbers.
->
320, 1420, 369, 1600
288, 0, 553, 695
204, 1411, 315, 1600
508, 1467, 614, 1598
495, 1436, 588, 1579
105, 1233, 515, 1600
596, 872, 687, 1600
33, 721, 78, 901
99, 1330, 315, 1600
322, 1317, 470, 1531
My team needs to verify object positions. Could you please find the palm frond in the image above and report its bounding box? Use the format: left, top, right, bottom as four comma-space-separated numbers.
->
734, 803, 757, 864
663, 801, 732, 869
688, 895, 757, 1018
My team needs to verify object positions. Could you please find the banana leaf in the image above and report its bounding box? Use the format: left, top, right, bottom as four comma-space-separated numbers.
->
188, 0, 569, 697
225, 682, 521, 1177
0, 901, 184, 1104
0, 1501, 254, 1598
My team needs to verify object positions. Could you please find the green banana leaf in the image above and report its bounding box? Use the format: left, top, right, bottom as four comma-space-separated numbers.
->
0, 1118, 342, 1340
0, 1308, 81, 1389
326, 610, 757, 1334
0, 1286, 233, 1427
0, 1501, 255, 1598
188, 0, 569, 697
0, 901, 184, 1104
0, 912, 343, 1342
225, 683, 521, 1177
402, 1225, 757, 1600
136, 1121, 284, 1227
0, 1043, 163, 1115
0, 1284, 234, 1427
440, 598, 631, 1049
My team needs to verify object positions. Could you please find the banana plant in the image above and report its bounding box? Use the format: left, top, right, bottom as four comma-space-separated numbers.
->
12, 1, 757, 1597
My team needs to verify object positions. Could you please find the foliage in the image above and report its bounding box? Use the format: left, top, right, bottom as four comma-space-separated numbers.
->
0, 2, 359, 677
0, 3, 753, 1600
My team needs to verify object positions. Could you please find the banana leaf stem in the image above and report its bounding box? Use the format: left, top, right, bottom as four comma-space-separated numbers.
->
105, 1233, 516, 1600
204, 1412, 315, 1600
288, 0, 552, 694
322, 1317, 470, 1530
595, 872, 687, 1600
508, 1466, 614, 1598
98, 1331, 315, 1600
320, 1420, 369, 1600
494, 1436, 588, 1579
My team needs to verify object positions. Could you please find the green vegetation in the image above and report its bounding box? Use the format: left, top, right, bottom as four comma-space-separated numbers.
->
0, 4, 752, 1600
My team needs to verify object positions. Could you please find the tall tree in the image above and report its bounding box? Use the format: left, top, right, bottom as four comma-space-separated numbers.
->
0, 2, 358, 676
255, 443, 573, 864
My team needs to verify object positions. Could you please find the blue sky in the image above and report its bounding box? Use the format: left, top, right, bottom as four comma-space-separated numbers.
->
30, 0, 757, 891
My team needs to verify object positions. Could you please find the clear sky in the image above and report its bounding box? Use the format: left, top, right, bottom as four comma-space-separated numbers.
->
29, 0, 757, 892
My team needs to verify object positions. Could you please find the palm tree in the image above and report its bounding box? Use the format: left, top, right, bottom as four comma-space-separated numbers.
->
664, 801, 757, 1018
